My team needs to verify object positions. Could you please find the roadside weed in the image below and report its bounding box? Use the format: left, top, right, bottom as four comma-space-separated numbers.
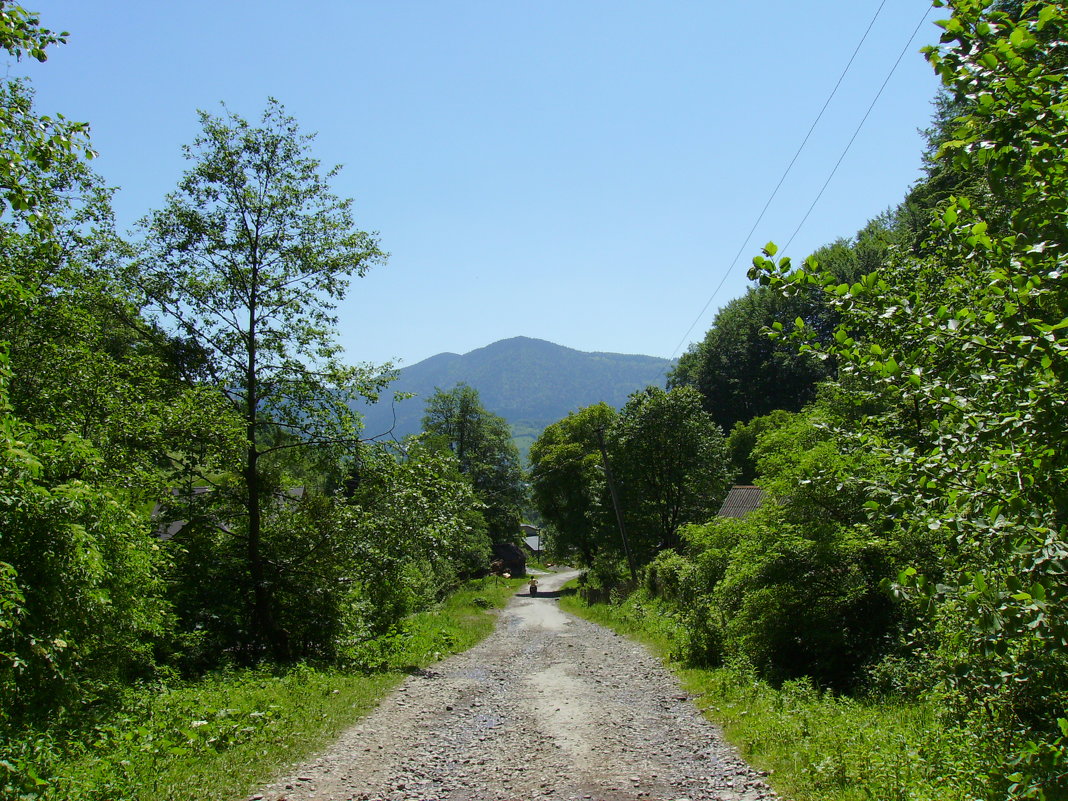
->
7, 577, 523, 801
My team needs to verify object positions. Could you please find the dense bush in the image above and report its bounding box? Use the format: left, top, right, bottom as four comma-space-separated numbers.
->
161, 442, 492, 673
712, 515, 893, 689
0, 406, 169, 724
638, 410, 900, 690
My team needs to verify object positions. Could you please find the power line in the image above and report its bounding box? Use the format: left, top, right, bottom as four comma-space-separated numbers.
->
784, 3, 933, 252
666, 0, 890, 363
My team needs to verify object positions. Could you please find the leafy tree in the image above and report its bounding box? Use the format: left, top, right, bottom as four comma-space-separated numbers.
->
719, 409, 897, 687
668, 285, 833, 433
0, 80, 237, 498
0, 4, 94, 225
0, 381, 172, 720
642, 406, 901, 689
610, 385, 732, 561
671, 213, 907, 437
136, 99, 389, 661
752, 1, 1068, 791
421, 383, 525, 541
345, 441, 490, 638
0, 4, 197, 729
724, 408, 794, 484
529, 402, 616, 564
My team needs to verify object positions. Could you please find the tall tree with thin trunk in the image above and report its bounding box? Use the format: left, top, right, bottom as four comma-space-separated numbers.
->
421, 383, 525, 542
136, 99, 388, 660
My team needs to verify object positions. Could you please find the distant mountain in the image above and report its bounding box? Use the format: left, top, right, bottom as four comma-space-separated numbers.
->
357, 336, 673, 460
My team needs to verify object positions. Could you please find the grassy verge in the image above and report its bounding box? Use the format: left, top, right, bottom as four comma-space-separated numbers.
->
559, 586, 985, 801
29, 576, 525, 801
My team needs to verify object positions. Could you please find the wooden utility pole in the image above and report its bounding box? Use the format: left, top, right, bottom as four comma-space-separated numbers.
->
596, 426, 637, 581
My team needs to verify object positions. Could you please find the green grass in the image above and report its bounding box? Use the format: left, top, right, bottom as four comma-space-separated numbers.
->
24, 576, 525, 801
559, 586, 987, 801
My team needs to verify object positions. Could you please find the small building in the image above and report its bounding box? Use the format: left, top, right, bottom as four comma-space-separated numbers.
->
716, 485, 765, 518
152, 486, 306, 540
151, 486, 213, 540
520, 524, 542, 557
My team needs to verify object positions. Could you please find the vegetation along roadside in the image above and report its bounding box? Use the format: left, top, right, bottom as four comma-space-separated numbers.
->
531, 3, 1068, 798
6, 577, 525, 801
560, 584, 987, 801
5, 1, 1068, 799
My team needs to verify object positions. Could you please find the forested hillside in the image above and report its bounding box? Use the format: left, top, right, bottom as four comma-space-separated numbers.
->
358, 336, 672, 458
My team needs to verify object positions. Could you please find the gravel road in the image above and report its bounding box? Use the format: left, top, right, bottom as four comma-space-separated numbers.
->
254, 569, 778, 801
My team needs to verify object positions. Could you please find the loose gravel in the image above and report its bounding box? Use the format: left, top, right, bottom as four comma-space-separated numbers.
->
254, 569, 778, 801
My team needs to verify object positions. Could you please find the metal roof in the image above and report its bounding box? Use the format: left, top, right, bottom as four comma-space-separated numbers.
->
716, 485, 765, 518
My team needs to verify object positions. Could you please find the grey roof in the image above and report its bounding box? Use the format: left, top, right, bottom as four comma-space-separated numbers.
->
151, 486, 213, 540
523, 535, 542, 552
152, 486, 306, 540
716, 485, 765, 518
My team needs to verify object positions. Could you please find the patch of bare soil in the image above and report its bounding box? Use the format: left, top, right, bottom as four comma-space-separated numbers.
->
254, 570, 777, 801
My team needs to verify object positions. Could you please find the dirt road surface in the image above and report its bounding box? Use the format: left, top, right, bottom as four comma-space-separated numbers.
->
255, 569, 777, 801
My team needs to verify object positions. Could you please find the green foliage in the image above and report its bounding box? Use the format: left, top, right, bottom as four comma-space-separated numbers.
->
0, 8, 93, 224
344, 441, 492, 641
690, 671, 991, 801
0, 369, 169, 725
712, 515, 893, 690
136, 99, 390, 661
531, 387, 731, 573
725, 408, 794, 484
637, 410, 899, 689
668, 284, 833, 433
528, 402, 616, 565
421, 383, 526, 541
610, 385, 733, 560
162, 440, 490, 672
749, 1, 1068, 792
0, 81, 239, 500
670, 215, 907, 438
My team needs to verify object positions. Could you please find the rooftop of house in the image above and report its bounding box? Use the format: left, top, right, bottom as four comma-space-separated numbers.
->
716, 485, 766, 518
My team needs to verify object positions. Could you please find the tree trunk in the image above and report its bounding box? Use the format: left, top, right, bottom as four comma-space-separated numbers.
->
245, 263, 287, 662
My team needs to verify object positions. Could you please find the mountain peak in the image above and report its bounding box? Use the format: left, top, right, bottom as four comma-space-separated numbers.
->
468, 336, 575, 355
358, 337, 674, 459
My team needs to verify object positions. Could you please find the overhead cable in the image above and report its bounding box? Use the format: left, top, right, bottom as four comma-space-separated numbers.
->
784, 3, 934, 252
666, 0, 892, 363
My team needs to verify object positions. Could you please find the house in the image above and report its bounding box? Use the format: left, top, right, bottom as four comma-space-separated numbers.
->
716, 485, 765, 518
519, 524, 542, 557
151, 486, 213, 540
152, 486, 306, 540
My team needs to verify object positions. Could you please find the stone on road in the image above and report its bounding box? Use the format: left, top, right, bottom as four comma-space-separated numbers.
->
256, 569, 777, 801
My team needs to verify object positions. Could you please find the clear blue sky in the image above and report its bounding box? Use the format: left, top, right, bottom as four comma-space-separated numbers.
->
18, 1, 943, 368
